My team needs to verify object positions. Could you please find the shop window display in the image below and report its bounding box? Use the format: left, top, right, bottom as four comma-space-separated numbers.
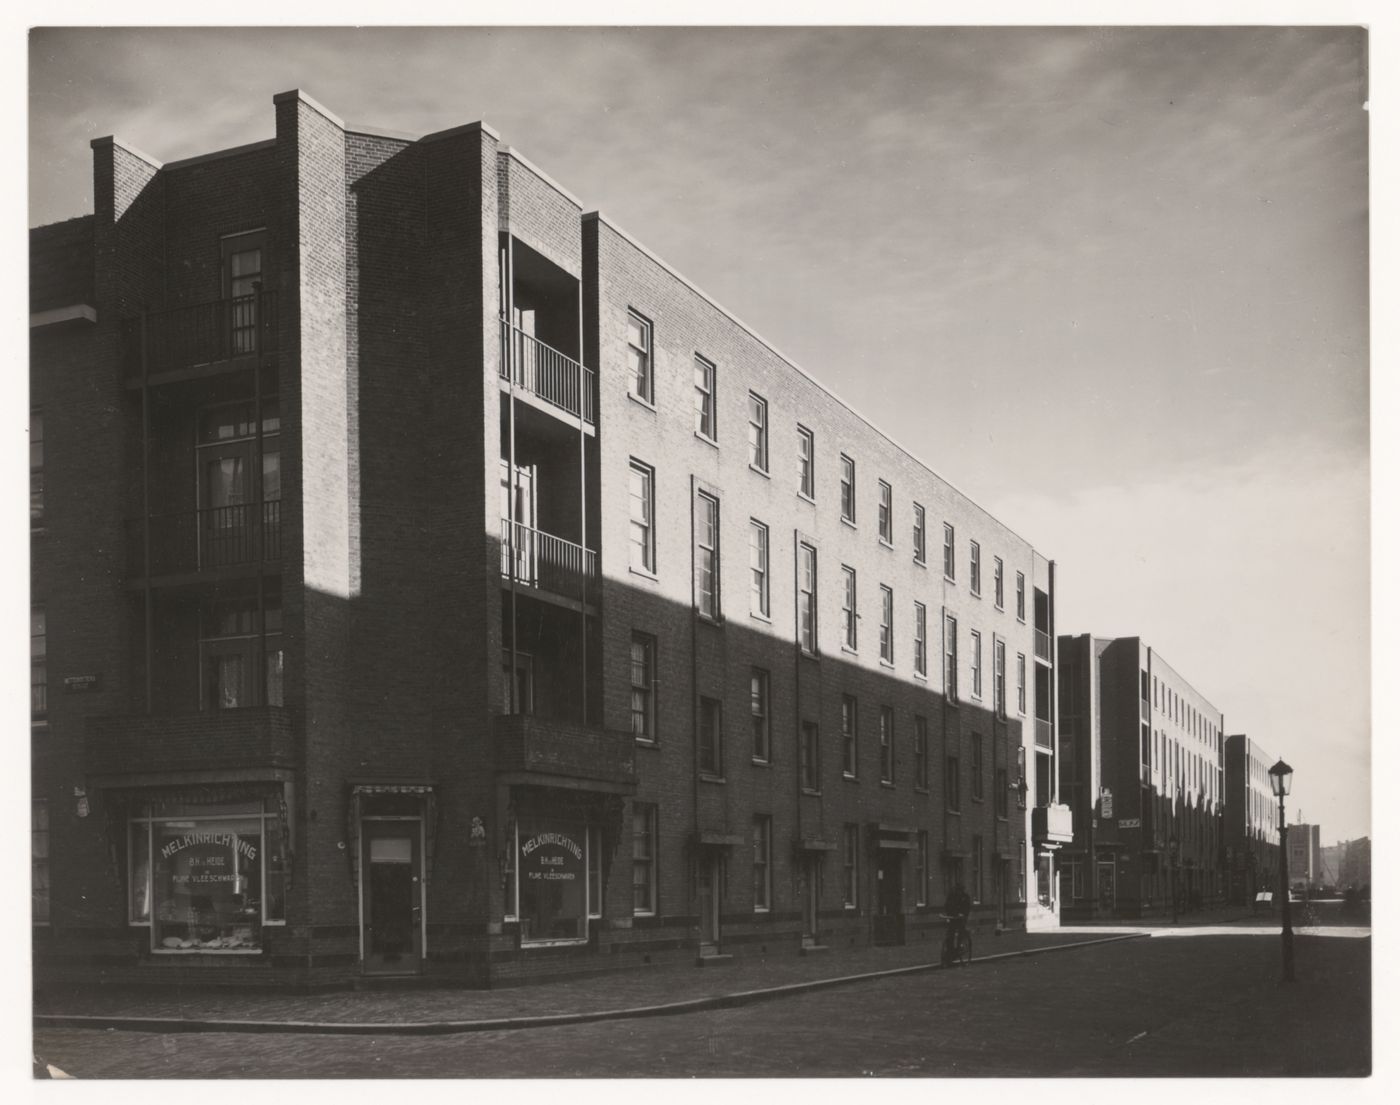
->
509, 815, 593, 944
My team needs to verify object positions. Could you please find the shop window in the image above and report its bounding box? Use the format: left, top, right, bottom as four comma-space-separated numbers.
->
513, 814, 593, 944
632, 803, 657, 915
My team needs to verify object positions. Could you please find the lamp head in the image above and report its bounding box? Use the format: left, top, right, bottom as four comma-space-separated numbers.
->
1268, 759, 1293, 799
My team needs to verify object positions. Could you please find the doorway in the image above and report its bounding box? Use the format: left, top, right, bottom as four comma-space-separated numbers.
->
697, 853, 722, 956
873, 851, 905, 946
801, 854, 821, 946
1097, 860, 1117, 913
361, 820, 423, 975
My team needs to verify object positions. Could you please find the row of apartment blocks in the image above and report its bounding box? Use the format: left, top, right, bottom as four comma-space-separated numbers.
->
29, 90, 1273, 991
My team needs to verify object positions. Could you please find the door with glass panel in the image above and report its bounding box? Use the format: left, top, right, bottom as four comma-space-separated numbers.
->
198, 403, 280, 569
698, 854, 722, 956
802, 855, 821, 945
499, 459, 537, 584
362, 820, 423, 974
221, 230, 265, 358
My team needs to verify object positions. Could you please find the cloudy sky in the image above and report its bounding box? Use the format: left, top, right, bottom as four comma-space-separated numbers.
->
26, 24, 1372, 843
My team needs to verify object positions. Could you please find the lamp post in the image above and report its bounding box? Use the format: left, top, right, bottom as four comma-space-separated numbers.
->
1169, 834, 1180, 924
1268, 759, 1295, 983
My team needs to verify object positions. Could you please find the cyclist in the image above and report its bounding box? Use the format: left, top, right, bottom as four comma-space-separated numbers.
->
943, 879, 972, 962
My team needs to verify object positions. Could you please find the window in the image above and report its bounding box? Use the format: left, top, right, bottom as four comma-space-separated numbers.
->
946, 754, 961, 811
32, 799, 49, 924
842, 825, 859, 908
1016, 572, 1026, 620
751, 668, 771, 762
994, 639, 1006, 718
699, 697, 723, 777
798, 425, 815, 499
879, 585, 894, 663
996, 765, 1009, 818
970, 630, 983, 699
971, 836, 983, 904
1018, 844, 1026, 902
841, 566, 858, 650
841, 695, 858, 778
695, 490, 720, 619
1017, 653, 1027, 715
970, 541, 982, 596
943, 524, 955, 579
915, 831, 929, 906
914, 715, 929, 790
944, 615, 959, 701
972, 734, 984, 800
801, 720, 821, 793
630, 633, 657, 742
752, 816, 771, 911
914, 602, 928, 677
840, 454, 856, 523
878, 480, 892, 544
628, 460, 655, 573
588, 825, 603, 919
201, 593, 283, 710
747, 393, 768, 472
798, 543, 817, 653
627, 310, 653, 403
879, 706, 894, 783
30, 410, 44, 525
1016, 747, 1027, 808
694, 355, 716, 439
749, 520, 770, 618
913, 502, 926, 564
31, 606, 46, 721
994, 557, 1004, 609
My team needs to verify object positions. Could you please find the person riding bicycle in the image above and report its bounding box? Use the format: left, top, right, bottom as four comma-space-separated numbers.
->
943, 880, 972, 959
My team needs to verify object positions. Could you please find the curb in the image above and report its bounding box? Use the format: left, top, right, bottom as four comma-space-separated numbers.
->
35, 933, 1149, 1037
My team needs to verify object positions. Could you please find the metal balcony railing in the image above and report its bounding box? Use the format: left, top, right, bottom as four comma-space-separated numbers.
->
122, 291, 279, 380
499, 320, 596, 425
500, 518, 599, 607
128, 502, 282, 577
1034, 628, 1051, 661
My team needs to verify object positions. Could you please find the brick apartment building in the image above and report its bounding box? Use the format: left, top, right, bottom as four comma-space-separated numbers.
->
1223, 734, 1280, 905
1056, 635, 1225, 918
30, 90, 1069, 990
1285, 822, 1322, 893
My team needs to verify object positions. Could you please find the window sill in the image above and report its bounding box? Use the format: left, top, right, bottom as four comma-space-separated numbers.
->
629, 566, 659, 584
944, 574, 956, 584
700, 774, 726, 785
878, 538, 893, 550
914, 670, 928, 682
879, 658, 895, 670
841, 516, 857, 530
801, 788, 822, 797
971, 591, 983, 600
914, 557, 926, 569
694, 431, 719, 450
843, 773, 858, 783
840, 644, 858, 657
915, 785, 929, 795
751, 757, 771, 768
995, 603, 1005, 613
636, 738, 659, 748
750, 610, 772, 625
880, 781, 895, 789
748, 463, 770, 479
627, 392, 657, 414
797, 492, 815, 506
521, 938, 590, 949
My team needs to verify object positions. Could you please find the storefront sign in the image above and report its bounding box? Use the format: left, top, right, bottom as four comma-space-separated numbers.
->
1099, 788, 1113, 819
63, 673, 102, 693
1119, 818, 1141, 829
520, 831, 584, 882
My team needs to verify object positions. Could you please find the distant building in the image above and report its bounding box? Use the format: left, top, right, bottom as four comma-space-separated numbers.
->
1057, 635, 1225, 918
1224, 734, 1279, 904
1339, 837, 1371, 892
1286, 823, 1322, 891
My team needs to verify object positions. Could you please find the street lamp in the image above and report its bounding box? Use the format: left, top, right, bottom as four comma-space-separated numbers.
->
1168, 834, 1180, 924
1268, 758, 1295, 983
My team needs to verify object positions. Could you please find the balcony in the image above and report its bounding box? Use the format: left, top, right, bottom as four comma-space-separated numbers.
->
84, 706, 295, 780
1034, 628, 1052, 661
499, 319, 596, 426
122, 292, 279, 383
500, 518, 598, 608
493, 714, 636, 791
1032, 803, 1074, 844
1035, 717, 1053, 749
127, 503, 282, 580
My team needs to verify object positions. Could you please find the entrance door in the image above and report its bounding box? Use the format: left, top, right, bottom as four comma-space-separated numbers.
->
499, 460, 538, 583
802, 855, 821, 945
1097, 860, 1116, 913
362, 821, 422, 975
697, 854, 722, 956
874, 852, 905, 946
221, 230, 265, 358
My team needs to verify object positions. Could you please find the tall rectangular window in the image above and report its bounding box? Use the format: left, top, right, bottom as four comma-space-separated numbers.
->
877, 480, 893, 543
627, 310, 653, 403
1016, 747, 1027, 808
752, 816, 772, 911
972, 734, 985, 801
971, 836, 983, 904
994, 557, 1004, 609
1017, 653, 1027, 715
31, 606, 47, 722
970, 541, 982, 596
996, 765, 1009, 818
994, 639, 1006, 718
840, 454, 856, 523
841, 566, 858, 650
200, 592, 284, 710
946, 754, 961, 811
694, 355, 716, 439
629, 460, 655, 573
914, 715, 929, 789
842, 824, 859, 908
32, 799, 49, 924
699, 696, 723, 777
914, 601, 928, 677
879, 706, 894, 783
695, 490, 720, 619
943, 524, 955, 579
879, 585, 894, 663
632, 803, 657, 915
798, 425, 815, 499
751, 668, 771, 762
747, 393, 769, 472
841, 695, 858, 778
1016, 571, 1026, 620
30, 410, 44, 525
630, 632, 656, 742
913, 502, 926, 564
970, 630, 983, 699
916, 831, 929, 906
945, 615, 959, 701
798, 543, 817, 653
749, 520, 770, 617
801, 720, 821, 793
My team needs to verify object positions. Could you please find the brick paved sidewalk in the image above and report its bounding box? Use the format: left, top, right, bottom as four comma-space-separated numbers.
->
34, 928, 1140, 1031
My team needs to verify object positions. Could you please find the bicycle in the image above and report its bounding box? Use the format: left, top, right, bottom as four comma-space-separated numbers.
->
939, 914, 972, 967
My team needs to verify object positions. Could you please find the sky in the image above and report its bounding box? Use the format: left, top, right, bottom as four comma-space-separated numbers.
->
23, 22, 1374, 843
